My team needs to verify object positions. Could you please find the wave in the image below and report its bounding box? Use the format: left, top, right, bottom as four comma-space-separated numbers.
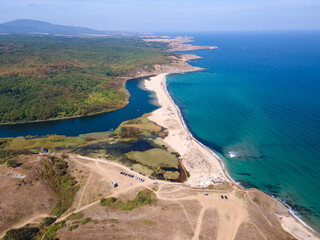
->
273, 195, 317, 234
163, 74, 236, 183
164, 73, 318, 235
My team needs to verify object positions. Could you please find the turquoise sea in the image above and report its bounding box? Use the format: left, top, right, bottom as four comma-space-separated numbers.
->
1, 31, 319, 233
166, 31, 320, 232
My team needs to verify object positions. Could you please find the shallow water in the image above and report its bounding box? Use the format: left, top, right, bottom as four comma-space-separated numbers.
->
166, 31, 320, 232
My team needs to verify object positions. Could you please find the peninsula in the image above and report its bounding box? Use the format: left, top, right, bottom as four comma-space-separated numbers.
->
143, 36, 218, 51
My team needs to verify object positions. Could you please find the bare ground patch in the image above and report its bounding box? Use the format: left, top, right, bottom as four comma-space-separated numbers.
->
57, 200, 195, 240
0, 155, 55, 235
199, 208, 219, 240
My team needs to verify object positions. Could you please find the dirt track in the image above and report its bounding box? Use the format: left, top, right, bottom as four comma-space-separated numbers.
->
2, 154, 316, 240
56, 155, 248, 240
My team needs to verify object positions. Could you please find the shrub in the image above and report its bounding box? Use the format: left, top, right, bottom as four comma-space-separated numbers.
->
107, 219, 119, 223
4, 227, 39, 240
142, 221, 157, 225
43, 221, 66, 240
253, 197, 260, 204
66, 212, 84, 220
100, 197, 117, 206
42, 217, 57, 227
81, 218, 92, 225
6, 159, 20, 168
118, 126, 140, 137
41, 157, 79, 216
100, 189, 156, 211
69, 225, 79, 231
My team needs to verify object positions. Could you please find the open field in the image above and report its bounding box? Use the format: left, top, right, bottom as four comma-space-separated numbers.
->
55, 155, 319, 240
126, 148, 178, 168
2, 153, 315, 240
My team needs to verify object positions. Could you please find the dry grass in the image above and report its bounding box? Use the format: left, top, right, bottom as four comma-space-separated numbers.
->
0, 155, 55, 235
126, 148, 178, 168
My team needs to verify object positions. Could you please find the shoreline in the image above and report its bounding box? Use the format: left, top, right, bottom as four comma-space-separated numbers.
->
161, 73, 235, 183
145, 73, 230, 186
144, 73, 319, 240
0, 75, 155, 127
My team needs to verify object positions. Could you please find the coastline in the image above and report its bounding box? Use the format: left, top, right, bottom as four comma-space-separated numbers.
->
144, 73, 319, 240
145, 74, 229, 186
1, 33, 318, 239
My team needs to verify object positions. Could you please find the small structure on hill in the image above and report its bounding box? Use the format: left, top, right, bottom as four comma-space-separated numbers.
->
40, 147, 48, 154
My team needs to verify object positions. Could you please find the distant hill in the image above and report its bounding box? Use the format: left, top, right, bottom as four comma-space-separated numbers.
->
0, 19, 106, 35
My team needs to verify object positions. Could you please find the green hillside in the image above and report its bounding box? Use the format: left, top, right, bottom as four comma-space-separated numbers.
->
0, 35, 173, 124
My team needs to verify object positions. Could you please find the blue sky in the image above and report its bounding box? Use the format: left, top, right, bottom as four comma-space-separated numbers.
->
1, 0, 320, 31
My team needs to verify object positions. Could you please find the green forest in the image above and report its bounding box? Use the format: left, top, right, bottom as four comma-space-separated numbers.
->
0, 35, 174, 124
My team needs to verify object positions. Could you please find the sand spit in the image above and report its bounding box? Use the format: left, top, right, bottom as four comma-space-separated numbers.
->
144, 74, 229, 186
144, 73, 319, 240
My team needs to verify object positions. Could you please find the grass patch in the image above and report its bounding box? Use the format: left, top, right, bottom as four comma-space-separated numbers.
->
131, 163, 154, 176
0, 149, 33, 165
6, 159, 21, 168
152, 185, 159, 191
235, 191, 245, 199
163, 171, 180, 180
121, 119, 162, 134
43, 221, 66, 240
108, 219, 120, 224
209, 182, 233, 191
142, 221, 157, 225
81, 218, 92, 225
100, 189, 156, 211
41, 156, 79, 217
100, 197, 117, 206
66, 212, 84, 221
69, 225, 79, 231
253, 197, 260, 204
126, 148, 178, 168
1, 135, 85, 152
102, 219, 119, 224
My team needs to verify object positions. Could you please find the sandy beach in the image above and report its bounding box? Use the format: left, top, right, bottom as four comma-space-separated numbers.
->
144, 73, 319, 240
144, 73, 230, 187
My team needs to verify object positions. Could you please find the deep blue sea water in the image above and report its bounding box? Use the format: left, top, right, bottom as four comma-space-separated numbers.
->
0, 78, 158, 138
166, 31, 320, 232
